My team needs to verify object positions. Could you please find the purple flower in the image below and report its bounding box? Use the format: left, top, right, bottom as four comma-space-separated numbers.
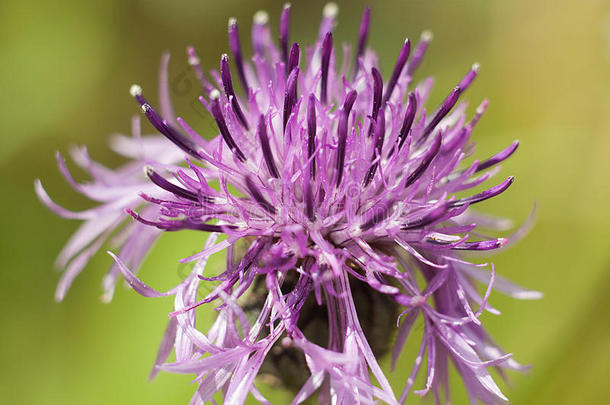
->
37, 3, 542, 404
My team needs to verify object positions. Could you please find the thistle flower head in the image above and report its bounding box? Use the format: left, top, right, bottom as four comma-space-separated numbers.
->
37, 3, 541, 404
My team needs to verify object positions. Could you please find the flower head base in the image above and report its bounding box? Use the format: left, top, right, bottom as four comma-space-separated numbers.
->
37, 3, 541, 404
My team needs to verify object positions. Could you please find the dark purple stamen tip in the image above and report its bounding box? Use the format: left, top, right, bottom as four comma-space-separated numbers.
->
405, 133, 442, 189
320, 31, 333, 105
343, 90, 358, 117
287, 42, 300, 75
450, 176, 515, 208
127, 208, 230, 233
304, 175, 315, 222
146, 167, 212, 203
228, 18, 249, 92
367, 67, 383, 138
245, 175, 276, 215
406, 30, 433, 76
401, 203, 448, 230
129, 84, 148, 108
257, 115, 279, 178
182, 223, 235, 233
353, 6, 371, 78
130, 85, 202, 159
279, 3, 291, 65
419, 86, 461, 144
307, 93, 317, 179
476, 141, 519, 172
382, 38, 411, 104
335, 90, 357, 187
209, 90, 247, 162
283, 67, 300, 134
453, 238, 507, 251
220, 54, 235, 97
363, 111, 385, 187
220, 54, 249, 130
397, 92, 418, 151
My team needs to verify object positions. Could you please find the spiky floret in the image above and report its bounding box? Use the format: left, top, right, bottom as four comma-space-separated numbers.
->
37, 3, 540, 404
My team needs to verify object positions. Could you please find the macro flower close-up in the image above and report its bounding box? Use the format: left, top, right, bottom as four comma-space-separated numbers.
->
3, 1, 610, 404
35, 3, 539, 403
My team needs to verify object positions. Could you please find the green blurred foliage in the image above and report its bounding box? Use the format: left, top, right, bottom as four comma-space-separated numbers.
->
1, 0, 609, 403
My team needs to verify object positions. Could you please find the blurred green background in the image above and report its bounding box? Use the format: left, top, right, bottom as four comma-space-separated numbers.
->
1, 0, 609, 403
